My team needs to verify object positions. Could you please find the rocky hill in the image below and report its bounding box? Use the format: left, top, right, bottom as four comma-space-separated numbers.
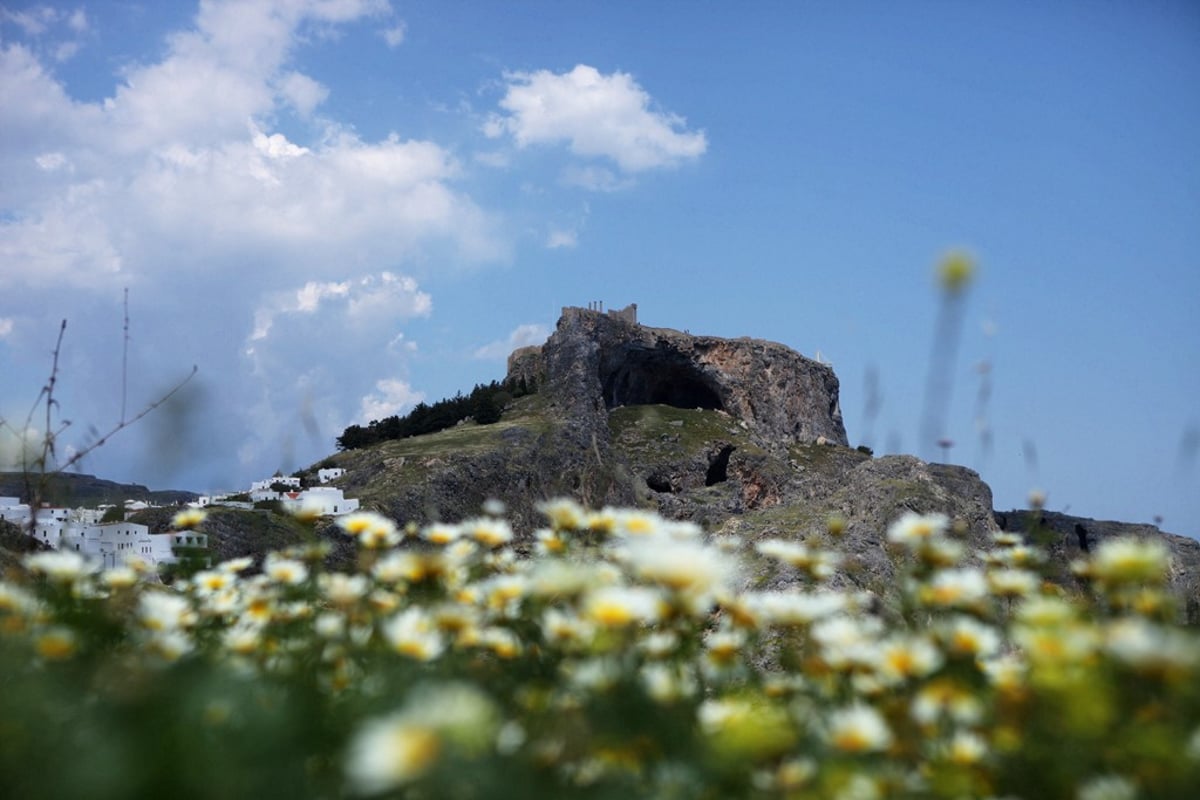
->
321, 308, 1200, 621
0, 471, 197, 508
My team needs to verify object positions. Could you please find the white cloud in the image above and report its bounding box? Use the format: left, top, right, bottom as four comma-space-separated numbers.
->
387, 332, 418, 353
0, 34, 505, 292
295, 280, 350, 312
346, 272, 433, 320
2, 6, 57, 36
249, 272, 430, 346
0, 1, 501, 487
561, 164, 631, 192
1, 6, 88, 63
473, 150, 510, 168
486, 64, 707, 174
473, 323, 550, 360
237, 268, 432, 477
0, 317, 13, 338
34, 151, 68, 171
252, 128, 310, 159
66, 9, 88, 34
52, 40, 81, 62
381, 22, 406, 47
276, 70, 329, 116
359, 378, 423, 423
546, 229, 577, 249
0, 424, 41, 471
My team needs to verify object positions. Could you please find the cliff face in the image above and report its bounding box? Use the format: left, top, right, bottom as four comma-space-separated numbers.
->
526, 306, 848, 454
999, 510, 1200, 621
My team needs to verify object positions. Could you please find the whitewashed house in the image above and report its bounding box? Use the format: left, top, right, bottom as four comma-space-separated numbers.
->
155, 531, 208, 566
58, 522, 148, 568
31, 518, 67, 549
28, 508, 72, 549
38, 506, 71, 523
280, 486, 359, 517
251, 476, 300, 493
22, 515, 205, 570
72, 507, 105, 525
318, 468, 346, 484
0, 497, 31, 526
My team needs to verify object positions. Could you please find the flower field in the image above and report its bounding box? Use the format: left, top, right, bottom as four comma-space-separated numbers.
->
2, 503, 1198, 799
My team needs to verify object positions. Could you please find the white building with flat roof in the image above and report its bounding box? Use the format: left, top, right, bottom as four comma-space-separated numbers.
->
318, 468, 346, 484
251, 476, 300, 493
60, 522, 152, 569
280, 486, 359, 517
0, 497, 31, 526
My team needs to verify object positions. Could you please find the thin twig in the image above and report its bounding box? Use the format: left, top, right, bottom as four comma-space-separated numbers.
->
122, 288, 129, 425
21, 320, 67, 444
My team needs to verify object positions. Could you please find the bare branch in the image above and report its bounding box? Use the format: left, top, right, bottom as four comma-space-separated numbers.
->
21, 320, 67, 443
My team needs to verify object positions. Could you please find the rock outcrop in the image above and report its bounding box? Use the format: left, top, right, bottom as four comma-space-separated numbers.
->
516, 306, 848, 454
999, 509, 1200, 621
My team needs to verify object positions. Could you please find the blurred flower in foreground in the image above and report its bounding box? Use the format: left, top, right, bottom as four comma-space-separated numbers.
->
343, 511, 401, 548
538, 498, 586, 531
264, 554, 309, 586
346, 683, 498, 794
825, 704, 892, 753
346, 718, 441, 794
582, 586, 664, 627
1090, 538, 1170, 587
172, 508, 207, 530
34, 627, 77, 660
887, 512, 950, 548
937, 250, 976, 294
25, 551, 95, 584
139, 591, 192, 632
1076, 774, 1137, 800
699, 695, 796, 763
383, 607, 445, 661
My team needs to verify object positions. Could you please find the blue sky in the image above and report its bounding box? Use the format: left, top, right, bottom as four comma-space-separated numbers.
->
1, 1, 1198, 535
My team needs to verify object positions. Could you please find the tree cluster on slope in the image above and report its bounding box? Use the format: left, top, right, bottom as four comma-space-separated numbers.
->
336, 377, 535, 451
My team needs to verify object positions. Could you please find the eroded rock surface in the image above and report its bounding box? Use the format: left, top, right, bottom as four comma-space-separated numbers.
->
525, 306, 848, 454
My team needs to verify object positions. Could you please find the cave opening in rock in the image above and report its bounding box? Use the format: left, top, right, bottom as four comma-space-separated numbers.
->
646, 473, 675, 493
706, 445, 735, 486
601, 349, 724, 411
